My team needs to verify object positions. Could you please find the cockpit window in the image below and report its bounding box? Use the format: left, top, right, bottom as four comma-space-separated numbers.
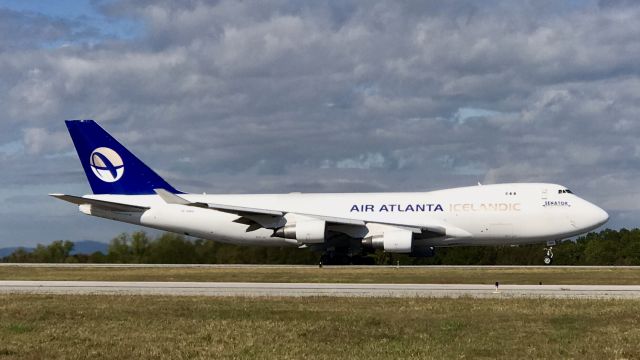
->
558, 189, 573, 194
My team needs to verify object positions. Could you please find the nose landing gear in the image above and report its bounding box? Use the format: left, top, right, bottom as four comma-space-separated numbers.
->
543, 247, 554, 265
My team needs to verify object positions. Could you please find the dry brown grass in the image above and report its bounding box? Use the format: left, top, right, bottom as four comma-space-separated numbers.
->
1, 265, 640, 285
1, 294, 640, 359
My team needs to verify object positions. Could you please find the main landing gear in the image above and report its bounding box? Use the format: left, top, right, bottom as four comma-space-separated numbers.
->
543, 246, 554, 265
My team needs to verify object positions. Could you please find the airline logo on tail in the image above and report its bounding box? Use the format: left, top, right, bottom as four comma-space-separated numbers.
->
89, 147, 124, 182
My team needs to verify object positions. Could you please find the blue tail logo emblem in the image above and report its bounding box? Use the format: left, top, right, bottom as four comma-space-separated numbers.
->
89, 147, 124, 182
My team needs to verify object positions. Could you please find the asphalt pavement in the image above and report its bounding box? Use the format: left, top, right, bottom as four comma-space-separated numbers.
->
2, 281, 640, 298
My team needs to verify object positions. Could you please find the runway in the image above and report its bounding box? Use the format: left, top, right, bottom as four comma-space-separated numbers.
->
2, 281, 640, 298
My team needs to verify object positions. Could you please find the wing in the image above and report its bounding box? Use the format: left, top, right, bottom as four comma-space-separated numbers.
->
155, 189, 283, 215
153, 189, 468, 239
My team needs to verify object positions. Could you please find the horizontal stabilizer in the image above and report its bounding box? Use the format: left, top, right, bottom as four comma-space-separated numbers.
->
49, 194, 149, 212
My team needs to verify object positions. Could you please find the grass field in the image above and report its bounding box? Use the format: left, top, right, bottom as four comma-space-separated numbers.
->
1, 294, 639, 359
1, 265, 640, 285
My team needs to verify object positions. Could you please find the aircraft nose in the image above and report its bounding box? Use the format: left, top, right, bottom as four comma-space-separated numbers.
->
588, 203, 609, 228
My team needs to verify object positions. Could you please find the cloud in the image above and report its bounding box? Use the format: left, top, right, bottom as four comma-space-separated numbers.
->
23, 127, 69, 155
0, 0, 639, 245
333, 152, 386, 170
0, 7, 100, 50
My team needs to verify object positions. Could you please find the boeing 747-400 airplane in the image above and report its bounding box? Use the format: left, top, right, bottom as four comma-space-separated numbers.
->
52, 120, 609, 264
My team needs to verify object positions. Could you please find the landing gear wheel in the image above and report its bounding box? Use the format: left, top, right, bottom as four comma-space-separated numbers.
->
543, 246, 554, 265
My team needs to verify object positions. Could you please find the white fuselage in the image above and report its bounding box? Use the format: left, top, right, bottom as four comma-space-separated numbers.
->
83, 183, 608, 248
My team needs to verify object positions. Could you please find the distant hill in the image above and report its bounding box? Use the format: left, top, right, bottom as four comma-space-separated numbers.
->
0, 240, 109, 258
0, 246, 34, 258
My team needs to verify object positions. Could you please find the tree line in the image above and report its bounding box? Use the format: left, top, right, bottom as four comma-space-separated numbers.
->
2, 228, 640, 265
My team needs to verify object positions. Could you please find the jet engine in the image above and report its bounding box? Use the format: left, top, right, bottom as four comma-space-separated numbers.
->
273, 215, 326, 244
362, 227, 413, 253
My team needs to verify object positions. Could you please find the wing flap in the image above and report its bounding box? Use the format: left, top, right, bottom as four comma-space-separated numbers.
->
207, 203, 284, 217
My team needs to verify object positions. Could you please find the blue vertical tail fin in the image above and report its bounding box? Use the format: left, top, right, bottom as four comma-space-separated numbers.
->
65, 119, 181, 195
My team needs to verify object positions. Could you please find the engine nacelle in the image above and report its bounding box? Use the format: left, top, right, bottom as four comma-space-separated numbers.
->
273, 215, 326, 244
362, 227, 413, 253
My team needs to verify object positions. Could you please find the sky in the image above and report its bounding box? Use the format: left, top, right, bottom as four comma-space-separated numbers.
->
0, 0, 639, 247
